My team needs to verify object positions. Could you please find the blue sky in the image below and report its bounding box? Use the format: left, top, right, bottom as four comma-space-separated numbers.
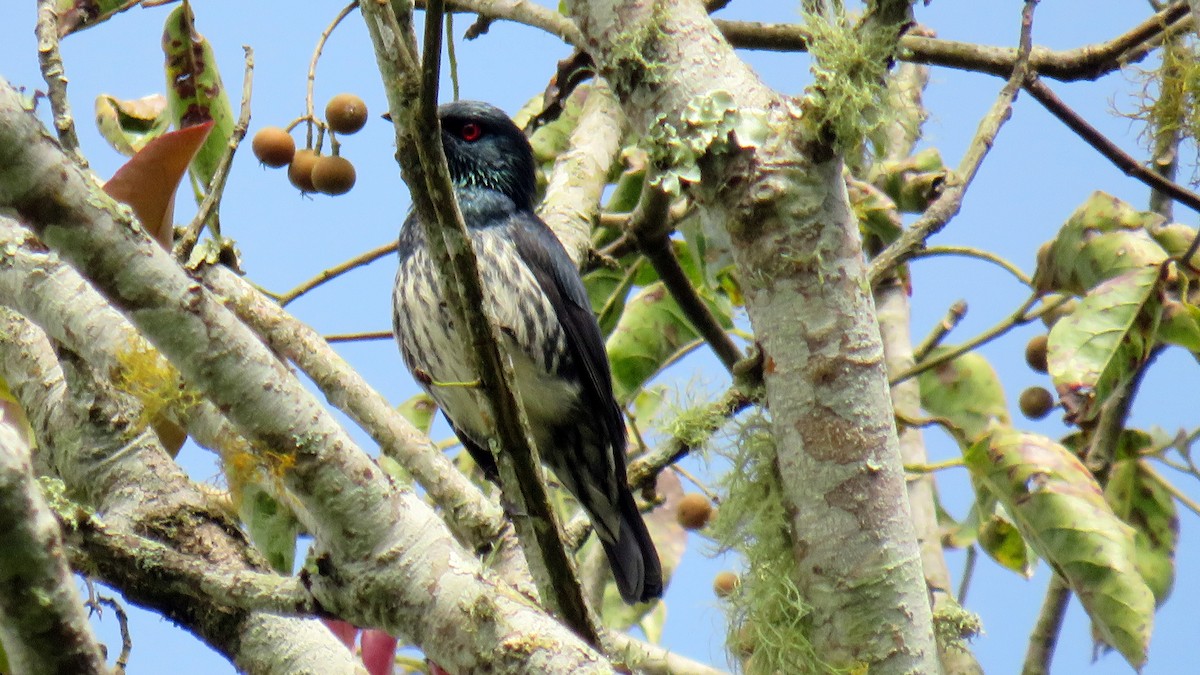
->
0, 2, 1196, 673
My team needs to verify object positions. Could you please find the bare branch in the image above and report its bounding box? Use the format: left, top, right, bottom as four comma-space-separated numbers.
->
0, 350, 107, 674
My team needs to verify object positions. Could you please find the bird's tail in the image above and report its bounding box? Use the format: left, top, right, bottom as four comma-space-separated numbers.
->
599, 488, 663, 604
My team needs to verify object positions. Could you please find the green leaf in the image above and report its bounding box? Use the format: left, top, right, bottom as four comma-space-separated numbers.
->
396, 393, 437, 436
162, 3, 235, 191
979, 502, 1036, 576
1147, 221, 1198, 258
606, 282, 732, 403
1047, 266, 1162, 423
1157, 300, 1200, 352
917, 348, 1010, 445
1033, 191, 1167, 295
239, 483, 301, 575
1105, 451, 1177, 606
966, 429, 1155, 669
95, 93, 171, 156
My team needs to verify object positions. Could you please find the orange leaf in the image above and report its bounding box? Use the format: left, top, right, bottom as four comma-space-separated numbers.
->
103, 120, 214, 249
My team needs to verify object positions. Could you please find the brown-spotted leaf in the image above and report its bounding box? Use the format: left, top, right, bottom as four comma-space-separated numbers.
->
1047, 266, 1162, 423
95, 93, 170, 156
162, 3, 234, 189
1033, 191, 1168, 295
1104, 433, 1177, 606
917, 348, 1010, 446
103, 121, 214, 249
54, 0, 144, 37
966, 429, 1154, 669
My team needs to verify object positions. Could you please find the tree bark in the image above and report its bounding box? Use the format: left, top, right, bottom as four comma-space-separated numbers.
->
566, 2, 938, 670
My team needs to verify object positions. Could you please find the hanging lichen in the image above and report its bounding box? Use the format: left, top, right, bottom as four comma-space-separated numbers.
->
1124, 36, 1200, 183
799, 11, 897, 163
709, 410, 840, 674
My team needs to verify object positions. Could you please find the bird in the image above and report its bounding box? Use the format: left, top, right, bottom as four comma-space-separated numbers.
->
391, 100, 663, 604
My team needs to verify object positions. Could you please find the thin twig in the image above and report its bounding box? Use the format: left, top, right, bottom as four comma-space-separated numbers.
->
306, 2, 359, 148
35, 0, 87, 167
714, 1, 1189, 82
1142, 461, 1200, 518
323, 330, 393, 343
446, 12, 460, 101
96, 595, 132, 674
891, 292, 1045, 387
1023, 77, 1200, 269
868, 3, 1039, 285
911, 245, 1033, 287
957, 546, 978, 604
277, 241, 398, 306
629, 181, 743, 372
902, 457, 965, 474
1021, 574, 1071, 675
627, 386, 756, 491
912, 299, 968, 361
175, 46, 255, 260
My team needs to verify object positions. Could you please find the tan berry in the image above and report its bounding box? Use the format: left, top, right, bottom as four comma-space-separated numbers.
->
1025, 334, 1049, 374
676, 493, 713, 530
312, 155, 356, 196
325, 93, 368, 135
251, 127, 295, 167
287, 149, 320, 193
713, 571, 739, 598
1019, 386, 1055, 420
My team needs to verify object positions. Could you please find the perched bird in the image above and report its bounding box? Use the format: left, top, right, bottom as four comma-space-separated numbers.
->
392, 101, 663, 604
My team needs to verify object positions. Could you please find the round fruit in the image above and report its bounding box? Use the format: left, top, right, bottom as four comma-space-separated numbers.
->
325, 93, 368, 135
713, 571, 739, 598
312, 155, 357, 196
676, 493, 713, 530
1019, 386, 1055, 420
1025, 334, 1049, 374
288, 149, 320, 193
251, 126, 295, 167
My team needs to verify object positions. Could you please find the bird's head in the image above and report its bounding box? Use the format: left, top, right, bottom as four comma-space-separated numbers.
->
438, 101, 537, 210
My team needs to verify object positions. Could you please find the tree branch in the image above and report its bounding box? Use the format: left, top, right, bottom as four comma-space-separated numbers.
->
1021, 575, 1071, 675
538, 79, 626, 266
361, 0, 598, 641
0, 391, 108, 675
0, 77, 609, 674
869, 0, 1038, 285
0, 307, 364, 675
200, 264, 534, 592
628, 181, 743, 372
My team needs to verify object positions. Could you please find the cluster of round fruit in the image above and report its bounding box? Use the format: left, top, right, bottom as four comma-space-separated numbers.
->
251, 93, 367, 196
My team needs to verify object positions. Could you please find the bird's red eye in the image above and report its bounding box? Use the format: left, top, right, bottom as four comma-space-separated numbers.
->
460, 123, 483, 142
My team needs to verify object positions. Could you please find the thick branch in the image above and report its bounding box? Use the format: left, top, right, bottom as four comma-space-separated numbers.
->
0, 308, 364, 675
0, 402, 108, 675
538, 79, 626, 266
0, 78, 608, 674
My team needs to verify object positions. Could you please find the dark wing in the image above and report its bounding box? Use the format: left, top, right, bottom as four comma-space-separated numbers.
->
508, 211, 627, 472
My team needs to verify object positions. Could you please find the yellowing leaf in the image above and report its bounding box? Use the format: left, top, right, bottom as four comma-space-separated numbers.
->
1047, 266, 1162, 423
966, 429, 1155, 669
